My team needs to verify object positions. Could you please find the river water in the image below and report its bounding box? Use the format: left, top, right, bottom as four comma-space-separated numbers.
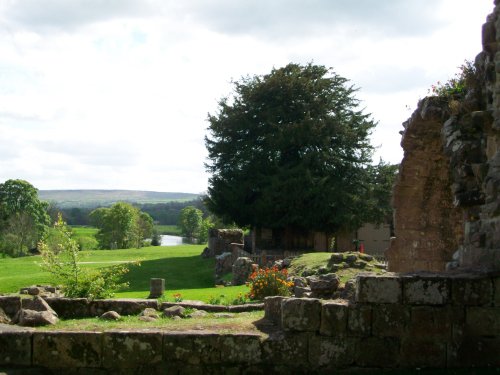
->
160, 235, 191, 246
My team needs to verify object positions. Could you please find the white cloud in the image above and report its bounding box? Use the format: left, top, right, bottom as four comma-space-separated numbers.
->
0, 0, 494, 192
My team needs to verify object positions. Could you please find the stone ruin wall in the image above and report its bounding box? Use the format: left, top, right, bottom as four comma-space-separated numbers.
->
387, 1, 500, 272
1, 273, 499, 373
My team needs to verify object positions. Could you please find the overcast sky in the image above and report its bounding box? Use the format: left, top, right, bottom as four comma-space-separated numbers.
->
0, 0, 493, 193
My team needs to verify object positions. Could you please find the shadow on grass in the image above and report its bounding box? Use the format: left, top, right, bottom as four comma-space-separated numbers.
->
122, 255, 215, 293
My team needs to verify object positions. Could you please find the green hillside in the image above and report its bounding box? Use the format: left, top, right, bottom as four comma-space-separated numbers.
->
39, 190, 199, 208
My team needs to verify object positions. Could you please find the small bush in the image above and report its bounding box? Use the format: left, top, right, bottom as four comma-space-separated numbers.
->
39, 215, 137, 299
76, 235, 99, 251
247, 266, 292, 300
429, 60, 476, 99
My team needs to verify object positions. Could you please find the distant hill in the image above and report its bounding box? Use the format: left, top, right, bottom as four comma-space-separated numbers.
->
39, 190, 200, 208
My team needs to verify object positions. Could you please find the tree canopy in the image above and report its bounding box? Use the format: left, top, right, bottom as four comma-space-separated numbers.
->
0, 179, 50, 256
205, 63, 379, 233
89, 202, 153, 249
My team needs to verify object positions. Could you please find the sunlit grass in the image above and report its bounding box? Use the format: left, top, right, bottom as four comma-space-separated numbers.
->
0, 244, 251, 303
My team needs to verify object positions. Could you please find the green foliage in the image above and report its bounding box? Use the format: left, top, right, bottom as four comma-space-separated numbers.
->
39, 215, 134, 299
154, 225, 182, 235
89, 202, 154, 249
205, 63, 376, 233
429, 60, 476, 99
247, 266, 292, 300
198, 217, 215, 243
363, 160, 399, 225
0, 179, 50, 256
178, 206, 203, 239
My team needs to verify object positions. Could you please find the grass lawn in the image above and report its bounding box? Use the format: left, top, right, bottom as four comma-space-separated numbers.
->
0, 244, 251, 303
71, 226, 98, 238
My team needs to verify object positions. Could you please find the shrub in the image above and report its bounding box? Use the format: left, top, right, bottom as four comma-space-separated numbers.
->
247, 266, 293, 300
39, 215, 137, 299
429, 60, 476, 99
76, 235, 99, 251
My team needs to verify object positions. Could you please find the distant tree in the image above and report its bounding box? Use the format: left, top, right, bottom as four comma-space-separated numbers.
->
178, 206, 203, 239
0, 179, 50, 256
363, 161, 399, 225
89, 202, 153, 249
150, 229, 162, 246
205, 63, 376, 233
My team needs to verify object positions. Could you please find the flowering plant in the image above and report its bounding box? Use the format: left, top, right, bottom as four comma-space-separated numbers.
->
173, 293, 183, 302
247, 266, 293, 300
428, 60, 475, 99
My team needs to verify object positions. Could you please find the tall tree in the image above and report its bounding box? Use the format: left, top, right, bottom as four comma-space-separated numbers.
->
205, 63, 376, 233
178, 206, 203, 239
89, 202, 153, 249
0, 179, 50, 256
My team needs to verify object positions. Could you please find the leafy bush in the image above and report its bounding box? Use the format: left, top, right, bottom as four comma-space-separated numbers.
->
247, 266, 292, 300
39, 215, 137, 299
429, 60, 476, 99
76, 235, 99, 251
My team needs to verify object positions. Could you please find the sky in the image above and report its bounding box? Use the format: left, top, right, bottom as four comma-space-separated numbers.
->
0, 0, 493, 194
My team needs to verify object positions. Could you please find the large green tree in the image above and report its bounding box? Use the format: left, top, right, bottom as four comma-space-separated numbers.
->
178, 206, 203, 239
89, 202, 153, 249
205, 63, 377, 233
0, 179, 50, 256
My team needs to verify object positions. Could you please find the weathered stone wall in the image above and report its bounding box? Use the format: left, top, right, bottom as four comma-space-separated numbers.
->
2, 273, 499, 373
388, 2, 500, 272
207, 229, 244, 257
387, 98, 464, 272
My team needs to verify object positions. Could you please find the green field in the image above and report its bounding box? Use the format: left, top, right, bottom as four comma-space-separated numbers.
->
71, 226, 98, 237
155, 225, 182, 235
0, 244, 249, 303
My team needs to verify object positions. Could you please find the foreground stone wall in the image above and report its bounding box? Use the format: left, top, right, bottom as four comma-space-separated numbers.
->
388, 1, 500, 272
1, 273, 499, 373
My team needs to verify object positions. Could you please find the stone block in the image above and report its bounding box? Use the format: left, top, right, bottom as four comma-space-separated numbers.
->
448, 337, 500, 368
281, 298, 321, 332
354, 337, 399, 368
89, 299, 158, 317
355, 274, 402, 304
44, 297, 90, 318
400, 338, 446, 368
160, 302, 227, 313
466, 307, 500, 336
403, 275, 450, 305
407, 306, 452, 340
308, 336, 356, 368
0, 296, 21, 317
261, 332, 308, 365
219, 333, 262, 364
347, 304, 372, 337
372, 304, 410, 337
0, 331, 32, 366
319, 301, 348, 336
495, 276, 500, 306
149, 278, 165, 298
450, 274, 493, 306
33, 332, 102, 368
264, 296, 285, 326
102, 331, 163, 369
164, 332, 220, 365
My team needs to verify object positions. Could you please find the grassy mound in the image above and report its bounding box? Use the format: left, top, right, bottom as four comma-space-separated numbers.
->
288, 251, 386, 284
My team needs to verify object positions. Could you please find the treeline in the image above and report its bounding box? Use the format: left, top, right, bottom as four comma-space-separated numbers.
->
58, 198, 209, 226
